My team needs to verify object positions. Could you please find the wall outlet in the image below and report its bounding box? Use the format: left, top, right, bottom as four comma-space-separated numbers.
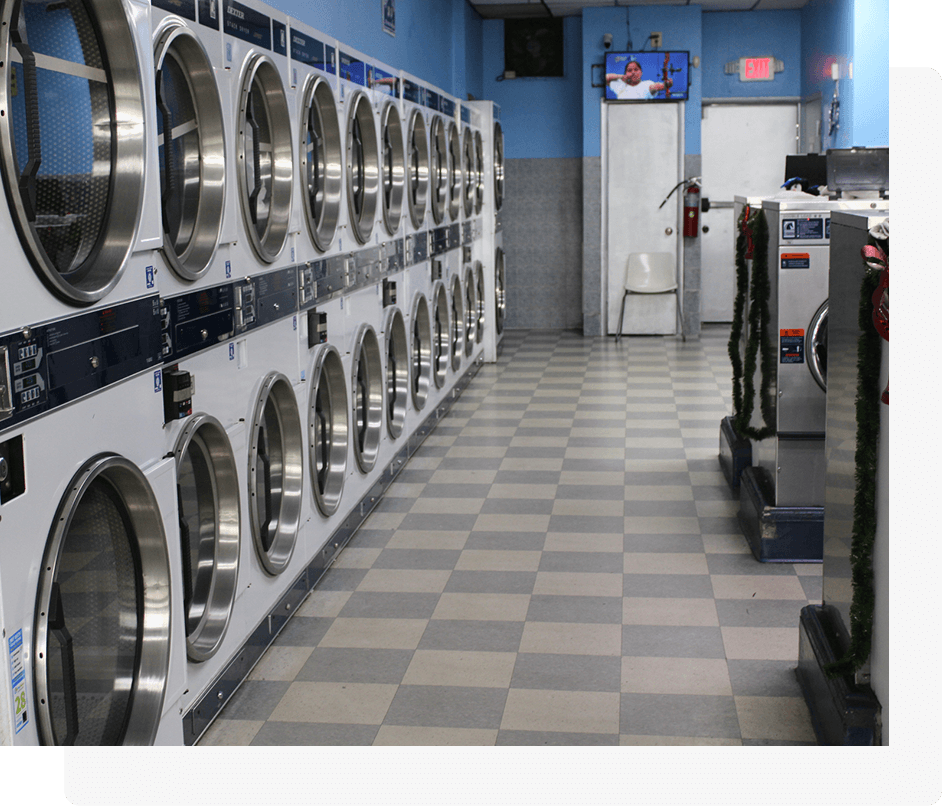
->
650, 32, 662, 49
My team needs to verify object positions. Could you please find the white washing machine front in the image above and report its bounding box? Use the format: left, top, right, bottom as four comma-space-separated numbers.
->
0, 0, 163, 332
149, 1, 235, 298
222, 0, 296, 275
0, 370, 183, 745
400, 72, 431, 241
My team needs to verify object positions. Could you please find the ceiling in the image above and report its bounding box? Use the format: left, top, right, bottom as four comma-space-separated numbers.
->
469, 0, 810, 18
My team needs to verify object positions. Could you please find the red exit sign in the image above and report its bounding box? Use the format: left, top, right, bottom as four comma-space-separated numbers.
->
740, 57, 775, 81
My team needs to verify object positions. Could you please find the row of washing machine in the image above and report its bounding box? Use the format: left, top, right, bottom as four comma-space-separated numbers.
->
0, 0, 507, 745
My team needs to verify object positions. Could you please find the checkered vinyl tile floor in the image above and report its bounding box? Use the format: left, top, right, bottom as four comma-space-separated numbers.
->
199, 326, 820, 746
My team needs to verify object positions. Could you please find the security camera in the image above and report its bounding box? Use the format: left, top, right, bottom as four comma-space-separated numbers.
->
603, 33, 613, 49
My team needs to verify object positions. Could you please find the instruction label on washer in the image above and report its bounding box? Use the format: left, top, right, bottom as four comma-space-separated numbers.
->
8, 629, 28, 734
780, 329, 805, 363
781, 253, 810, 270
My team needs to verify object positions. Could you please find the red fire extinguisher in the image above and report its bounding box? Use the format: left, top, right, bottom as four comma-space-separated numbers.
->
683, 183, 700, 238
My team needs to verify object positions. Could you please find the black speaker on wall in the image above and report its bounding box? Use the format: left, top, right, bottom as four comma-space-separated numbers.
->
504, 18, 564, 78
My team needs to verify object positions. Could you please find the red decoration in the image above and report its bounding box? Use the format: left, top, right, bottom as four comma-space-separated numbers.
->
862, 244, 888, 404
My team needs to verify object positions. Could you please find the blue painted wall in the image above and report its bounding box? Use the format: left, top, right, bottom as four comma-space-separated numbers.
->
480, 17, 583, 159
852, 0, 889, 146
273, 0, 482, 99
701, 11, 802, 99
801, 0, 854, 149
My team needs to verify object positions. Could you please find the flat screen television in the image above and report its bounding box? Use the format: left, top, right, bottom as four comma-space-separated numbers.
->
604, 51, 690, 101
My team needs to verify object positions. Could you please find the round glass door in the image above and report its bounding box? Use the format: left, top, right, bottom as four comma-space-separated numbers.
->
406, 109, 429, 230
237, 54, 293, 264
450, 274, 464, 371
34, 455, 171, 745
345, 90, 379, 245
495, 247, 506, 335
300, 75, 342, 253
351, 325, 383, 473
380, 102, 405, 236
410, 293, 432, 410
0, 0, 147, 304
249, 373, 304, 574
474, 130, 484, 215
173, 415, 241, 661
429, 116, 447, 225
447, 121, 461, 221
807, 301, 828, 392
154, 22, 226, 282
308, 345, 349, 517
462, 127, 475, 218
432, 280, 450, 388
464, 266, 477, 356
475, 261, 486, 345
384, 306, 408, 439
494, 121, 504, 212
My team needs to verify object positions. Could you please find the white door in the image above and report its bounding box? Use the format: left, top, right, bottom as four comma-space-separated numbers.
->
700, 103, 799, 321
605, 102, 683, 335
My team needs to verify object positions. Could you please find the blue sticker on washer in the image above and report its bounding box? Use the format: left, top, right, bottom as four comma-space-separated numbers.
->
224, 1, 271, 50
272, 20, 287, 56
9, 630, 28, 734
372, 66, 398, 97
290, 29, 325, 70
153, 0, 196, 21
339, 52, 367, 85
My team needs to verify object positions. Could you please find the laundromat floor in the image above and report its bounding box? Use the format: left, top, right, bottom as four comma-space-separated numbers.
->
198, 325, 820, 746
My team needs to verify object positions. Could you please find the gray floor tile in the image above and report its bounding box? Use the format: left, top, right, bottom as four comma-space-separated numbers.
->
417, 620, 525, 652
623, 534, 706, 553
624, 500, 699, 517
548, 514, 626, 534
799, 574, 823, 601
312, 568, 369, 591
623, 574, 716, 599
504, 446, 569, 459
371, 547, 462, 570
493, 470, 562, 485
555, 484, 624, 501
496, 730, 618, 745
622, 625, 726, 658
250, 722, 378, 746
339, 591, 442, 619
421, 483, 493, 498
538, 551, 624, 574
620, 693, 741, 739
217, 680, 292, 722
526, 594, 623, 624
562, 458, 626, 473
350, 529, 398, 548
393, 513, 481, 533
464, 532, 548, 551
444, 570, 537, 594
715, 599, 805, 628
480, 497, 556, 515
436, 456, 505, 470
699, 516, 746, 534
510, 653, 621, 692
296, 647, 415, 684
625, 471, 691, 485
383, 685, 508, 729
274, 616, 333, 647
706, 554, 801, 576
727, 660, 807, 698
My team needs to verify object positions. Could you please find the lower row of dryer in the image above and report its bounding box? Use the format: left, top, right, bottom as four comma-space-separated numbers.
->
0, 261, 496, 745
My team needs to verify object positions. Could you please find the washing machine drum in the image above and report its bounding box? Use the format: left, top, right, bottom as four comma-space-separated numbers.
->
1, 0, 147, 303
34, 455, 171, 745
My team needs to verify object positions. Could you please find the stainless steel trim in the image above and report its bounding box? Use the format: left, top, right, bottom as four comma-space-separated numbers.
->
380, 101, 405, 236
237, 53, 293, 264
300, 74, 343, 253
248, 373, 303, 574
34, 454, 170, 745
494, 121, 504, 212
406, 109, 429, 229
0, 0, 146, 304
462, 126, 475, 219
450, 273, 464, 371
345, 90, 379, 245
807, 300, 828, 393
383, 305, 408, 439
154, 21, 227, 282
432, 279, 450, 388
173, 414, 241, 660
351, 324, 383, 473
447, 121, 461, 222
308, 344, 349, 517
429, 115, 447, 225
473, 130, 484, 215
495, 247, 506, 335
464, 265, 477, 356
410, 292, 432, 409
474, 261, 486, 345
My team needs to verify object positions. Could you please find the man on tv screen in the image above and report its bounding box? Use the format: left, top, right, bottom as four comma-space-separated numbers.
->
606, 59, 672, 100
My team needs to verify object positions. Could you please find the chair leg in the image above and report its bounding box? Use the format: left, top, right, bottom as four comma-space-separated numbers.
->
615, 291, 628, 343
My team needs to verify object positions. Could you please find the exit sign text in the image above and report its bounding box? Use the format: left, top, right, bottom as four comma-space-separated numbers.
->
740, 57, 774, 81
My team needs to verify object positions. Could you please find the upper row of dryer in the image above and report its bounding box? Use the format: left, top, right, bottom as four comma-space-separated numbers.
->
0, 0, 505, 334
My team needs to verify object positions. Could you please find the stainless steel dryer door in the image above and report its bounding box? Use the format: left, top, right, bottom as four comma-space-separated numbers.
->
300, 75, 343, 253
0, 0, 147, 303
380, 102, 405, 236
406, 109, 429, 230
345, 91, 379, 245
34, 455, 171, 745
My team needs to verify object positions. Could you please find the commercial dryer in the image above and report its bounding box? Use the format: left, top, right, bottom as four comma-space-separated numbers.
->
0, 0, 162, 332
0, 370, 183, 745
149, 0, 233, 296
223, 0, 295, 274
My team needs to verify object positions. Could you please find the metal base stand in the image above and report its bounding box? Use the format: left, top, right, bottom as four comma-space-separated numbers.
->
718, 416, 751, 490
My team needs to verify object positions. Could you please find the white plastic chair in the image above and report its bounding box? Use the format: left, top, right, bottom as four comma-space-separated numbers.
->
614, 252, 685, 343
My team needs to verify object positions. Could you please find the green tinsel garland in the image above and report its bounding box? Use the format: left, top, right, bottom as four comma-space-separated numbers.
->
825, 237, 886, 679
728, 207, 776, 440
